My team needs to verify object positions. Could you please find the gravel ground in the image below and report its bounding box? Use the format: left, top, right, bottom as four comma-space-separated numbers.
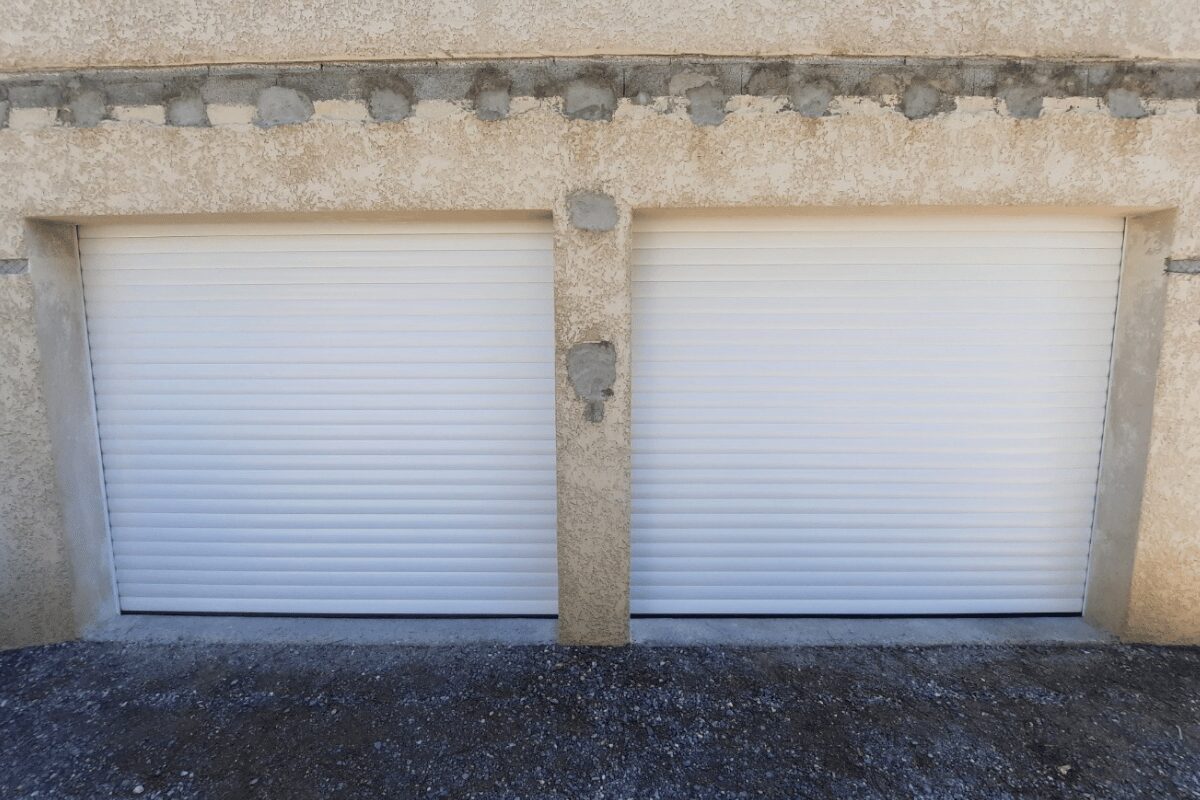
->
1, 641, 1199, 799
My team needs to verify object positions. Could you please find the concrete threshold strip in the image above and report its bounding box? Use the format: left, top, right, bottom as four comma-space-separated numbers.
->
86, 616, 1113, 647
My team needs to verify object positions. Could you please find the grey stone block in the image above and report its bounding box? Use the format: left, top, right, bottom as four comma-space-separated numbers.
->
470, 68, 511, 121
367, 76, 414, 122
790, 80, 835, 117
1107, 88, 1148, 118
165, 93, 208, 127
902, 82, 942, 119
1000, 86, 1045, 119
255, 86, 314, 127
8, 82, 63, 108
567, 191, 619, 232
564, 75, 617, 121
687, 84, 727, 126
63, 85, 107, 127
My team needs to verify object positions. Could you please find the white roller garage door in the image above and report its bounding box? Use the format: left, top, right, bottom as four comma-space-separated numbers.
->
631, 212, 1124, 615
80, 217, 557, 615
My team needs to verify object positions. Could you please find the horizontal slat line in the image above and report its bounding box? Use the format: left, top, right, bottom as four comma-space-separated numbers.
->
633, 256, 1120, 269
89, 333, 553, 347
638, 227, 1125, 240
633, 233, 1124, 246
101, 467, 1095, 479
633, 279, 1120, 291
630, 424, 1104, 435
631, 592, 1085, 602
632, 487, 1097, 499
107, 503, 1084, 517
109, 498, 557, 512
117, 601, 558, 615
629, 559, 1088, 570
112, 527, 557, 538
629, 377, 1109, 389
94, 384, 554, 394
114, 542, 557, 554
117, 589, 558, 601
83, 273, 554, 287
102, 455, 554, 467
115, 556, 557, 569
113, 544, 1088, 557
78, 234, 555, 253
632, 415, 1107, 425
91, 399, 1096, 411
78, 219, 554, 237
93, 343, 1112, 355
631, 215, 1124, 232
629, 602, 1084, 613
104, 405, 1101, 415
100, 425, 1098, 437
108, 487, 1091, 500
110, 520, 554, 532
109, 556, 1084, 571
635, 279, 1121, 286
114, 538, 558, 548
109, 527, 1087, 542
628, 574, 1087, 586
116, 570, 558, 583
81, 250, 555, 265
633, 358, 1112, 366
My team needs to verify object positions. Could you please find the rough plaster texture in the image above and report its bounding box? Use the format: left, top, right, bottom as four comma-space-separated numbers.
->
0, 276, 73, 649
1125, 275, 1200, 644
2, 0, 1200, 71
554, 202, 632, 646
0, 101, 1199, 644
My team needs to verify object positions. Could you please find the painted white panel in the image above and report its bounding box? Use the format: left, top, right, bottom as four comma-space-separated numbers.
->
631, 212, 1124, 615
80, 218, 557, 615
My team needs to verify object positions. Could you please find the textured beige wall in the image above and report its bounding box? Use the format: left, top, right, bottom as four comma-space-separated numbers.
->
1, 98, 1199, 644
2, 0, 1199, 71
554, 199, 632, 646
1126, 275, 1200, 643
0, 276, 74, 648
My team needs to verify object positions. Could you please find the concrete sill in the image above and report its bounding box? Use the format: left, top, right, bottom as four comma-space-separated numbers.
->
86, 614, 1112, 647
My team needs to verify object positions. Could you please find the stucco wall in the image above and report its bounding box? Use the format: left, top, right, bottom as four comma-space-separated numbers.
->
1126, 276, 1200, 643
0, 82, 1198, 646
2, 0, 1198, 70
0, 276, 73, 647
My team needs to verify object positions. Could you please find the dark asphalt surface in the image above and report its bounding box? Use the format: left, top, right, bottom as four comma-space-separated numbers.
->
1, 641, 1198, 799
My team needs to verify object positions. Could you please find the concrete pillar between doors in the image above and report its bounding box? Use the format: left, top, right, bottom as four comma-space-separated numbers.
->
553, 192, 632, 645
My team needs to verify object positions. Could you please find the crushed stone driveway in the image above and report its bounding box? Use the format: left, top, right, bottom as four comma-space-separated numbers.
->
1, 641, 1199, 799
